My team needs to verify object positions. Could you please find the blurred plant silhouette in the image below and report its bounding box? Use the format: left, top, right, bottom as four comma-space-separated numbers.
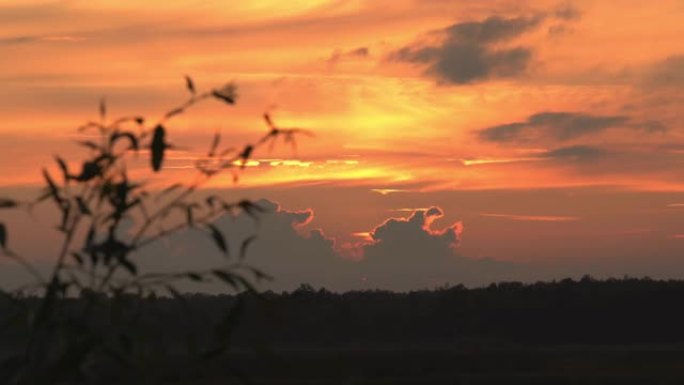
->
0, 77, 311, 384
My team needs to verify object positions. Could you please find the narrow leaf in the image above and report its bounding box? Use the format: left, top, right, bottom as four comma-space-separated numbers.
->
211, 91, 235, 104
76, 140, 100, 150
150, 124, 166, 172
75, 161, 101, 182
263, 113, 274, 128
164, 107, 185, 119
184, 75, 196, 95
118, 257, 137, 275
208, 131, 220, 157
75, 197, 91, 215
0, 198, 18, 209
111, 131, 139, 152
186, 272, 204, 282
42, 169, 62, 205
186, 205, 194, 227
166, 284, 184, 299
155, 183, 182, 201
239, 235, 257, 260
0, 223, 7, 251
239, 145, 253, 169
212, 270, 238, 290
71, 252, 84, 266
54, 156, 70, 182
99, 98, 106, 120
206, 224, 228, 256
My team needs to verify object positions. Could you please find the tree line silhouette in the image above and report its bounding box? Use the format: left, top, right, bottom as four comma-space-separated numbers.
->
4, 276, 684, 383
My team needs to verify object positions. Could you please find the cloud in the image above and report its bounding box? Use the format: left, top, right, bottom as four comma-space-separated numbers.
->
353, 207, 483, 289
477, 112, 631, 143
553, 2, 582, 21
538, 145, 605, 161
129, 200, 543, 292
646, 54, 684, 87
328, 46, 370, 63
479, 213, 580, 222
132, 199, 355, 292
366, 206, 461, 252
390, 15, 542, 84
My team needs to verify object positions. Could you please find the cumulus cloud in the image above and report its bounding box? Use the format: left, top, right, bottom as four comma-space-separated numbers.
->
391, 15, 541, 84
365, 206, 461, 255
128, 200, 542, 292
354, 206, 470, 289
477, 112, 649, 143
135, 199, 360, 292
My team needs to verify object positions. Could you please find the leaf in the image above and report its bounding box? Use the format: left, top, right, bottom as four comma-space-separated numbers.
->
212, 91, 234, 104
118, 256, 137, 275
0, 198, 18, 209
77, 121, 102, 132
186, 272, 204, 282
186, 205, 194, 227
249, 267, 273, 282
212, 270, 238, 290
150, 124, 166, 172
155, 183, 182, 201
238, 199, 266, 220
239, 235, 257, 260
205, 195, 219, 208
54, 156, 70, 182
75, 161, 101, 182
184, 75, 196, 95
85, 225, 95, 250
110, 131, 139, 152
263, 113, 274, 128
164, 107, 185, 119
0, 223, 7, 251
76, 140, 100, 150
206, 224, 228, 256
239, 145, 253, 169
211, 83, 237, 105
99, 98, 106, 120
166, 284, 184, 299
208, 131, 220, 157
42, 169, 62, 205
75, 197, 91, 215
71, 252, 84, 266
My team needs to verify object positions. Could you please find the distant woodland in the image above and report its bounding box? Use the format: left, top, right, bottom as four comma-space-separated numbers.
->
3, 276, 684, 349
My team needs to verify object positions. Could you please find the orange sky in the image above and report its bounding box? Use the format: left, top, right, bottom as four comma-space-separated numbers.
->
1, 0, 684, 290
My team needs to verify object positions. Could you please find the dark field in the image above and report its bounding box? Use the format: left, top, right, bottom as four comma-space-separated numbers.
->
222, 345, 684, 384
4, 277, 684, 384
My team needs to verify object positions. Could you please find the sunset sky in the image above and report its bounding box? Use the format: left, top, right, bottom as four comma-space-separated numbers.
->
1, 0, 684, 291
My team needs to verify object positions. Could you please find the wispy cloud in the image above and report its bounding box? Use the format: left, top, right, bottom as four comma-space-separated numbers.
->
371, 188, 407, 195
480, 213, 580, 222
477, 112, 630, 143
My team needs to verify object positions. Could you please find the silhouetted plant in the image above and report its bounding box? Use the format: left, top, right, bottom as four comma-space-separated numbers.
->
0, 76, 311, 384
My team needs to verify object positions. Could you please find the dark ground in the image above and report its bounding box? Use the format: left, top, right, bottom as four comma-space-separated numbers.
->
209, 345, 684, 384
5, 277, 684, 384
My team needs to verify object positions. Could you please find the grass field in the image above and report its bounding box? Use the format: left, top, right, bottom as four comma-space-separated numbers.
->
206, 345, 684, 384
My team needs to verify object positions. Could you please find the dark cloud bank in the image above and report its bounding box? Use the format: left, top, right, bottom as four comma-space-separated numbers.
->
390, 15, 540, 84
389, 4, 581, 85
133, 199, 541, 292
